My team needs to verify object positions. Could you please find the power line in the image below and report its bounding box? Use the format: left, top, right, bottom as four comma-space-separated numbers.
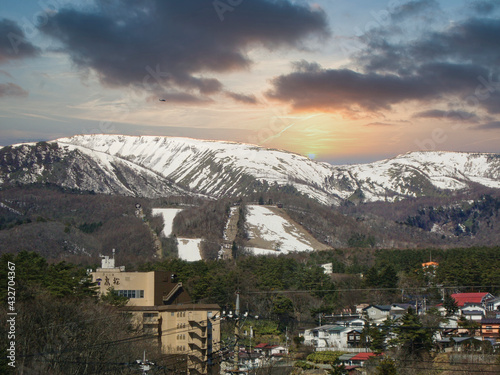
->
246, 285, 500, 294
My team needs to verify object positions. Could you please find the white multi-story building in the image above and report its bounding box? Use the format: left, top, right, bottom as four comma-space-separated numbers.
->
303, 325, 363, 350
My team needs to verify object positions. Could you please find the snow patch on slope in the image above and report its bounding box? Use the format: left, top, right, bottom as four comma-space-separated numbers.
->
245, 205, 316, 253
152, 208, 183, 237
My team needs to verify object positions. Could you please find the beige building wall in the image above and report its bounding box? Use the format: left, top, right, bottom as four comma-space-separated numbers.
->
91, 268, 180, 306
90, 257, 220, 374
130, 305, 221, 375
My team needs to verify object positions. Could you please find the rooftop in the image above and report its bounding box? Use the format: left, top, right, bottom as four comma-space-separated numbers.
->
452, 293, 493, 307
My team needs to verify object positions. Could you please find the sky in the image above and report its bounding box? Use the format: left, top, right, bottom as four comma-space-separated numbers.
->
1, 0, 500, 164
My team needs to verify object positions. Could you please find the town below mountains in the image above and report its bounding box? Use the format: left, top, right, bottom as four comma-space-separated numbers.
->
1, 135, 500, 374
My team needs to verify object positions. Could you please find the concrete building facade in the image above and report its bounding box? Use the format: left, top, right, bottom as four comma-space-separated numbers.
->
90, 253, 220, 374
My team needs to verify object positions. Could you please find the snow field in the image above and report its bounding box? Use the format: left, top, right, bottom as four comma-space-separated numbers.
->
245, 205, 315, 254
152, 208, 202, 262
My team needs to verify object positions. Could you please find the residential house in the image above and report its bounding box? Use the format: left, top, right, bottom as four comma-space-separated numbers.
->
270, 345, 288, 357
303, 325, 350, 350
461, 304, 485, 321
237, 351, 263, 373
451, 293, 495, 308
346, 329, 363, 348
390, 304, 412, 319
363, 305, 391, 323
480, 318, 500, 339
90, 254, 220, 375
346, 352, 380, 367
486, 297, 500, 312
252, 343, 288, 357
335, 318, 366, 328
436, 337, 486, 352
356, 304, 369, 315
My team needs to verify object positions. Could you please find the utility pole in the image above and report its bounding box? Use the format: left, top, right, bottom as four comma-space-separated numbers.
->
233, 292, 240, 374
137, 351, 152, 374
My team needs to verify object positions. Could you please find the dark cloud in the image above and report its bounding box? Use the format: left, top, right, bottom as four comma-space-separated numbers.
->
410, 18, 500, 66
413, 109, 479, 122
225, 91, 258, 105
357, 17, 500, 75
266, 61, 489, 112
480, 91, 500, 114
470, 1, 499, 15
39, 0, 328, 102
0, 82, 29, 97
0, 18, 41, 63
476, 121, 500, 130
390, 0, 440, 22
268, 12, 500, 116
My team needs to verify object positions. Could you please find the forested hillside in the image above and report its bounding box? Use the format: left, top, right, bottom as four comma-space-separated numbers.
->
138, 246, 500, 324
2, 184, 500, 263
0, 185, 166, 263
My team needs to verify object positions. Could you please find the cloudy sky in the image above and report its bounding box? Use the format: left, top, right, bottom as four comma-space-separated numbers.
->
1, 0, 499, 163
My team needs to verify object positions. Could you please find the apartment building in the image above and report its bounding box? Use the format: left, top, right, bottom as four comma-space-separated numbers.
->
90, 253, 220, 374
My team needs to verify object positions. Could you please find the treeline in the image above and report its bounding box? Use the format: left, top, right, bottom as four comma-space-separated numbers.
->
0, 185, 164, 263
137, 246, 500, 323
0, 252, 164, 375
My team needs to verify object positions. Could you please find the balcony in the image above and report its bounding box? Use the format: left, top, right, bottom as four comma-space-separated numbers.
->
188, 333, 207, 350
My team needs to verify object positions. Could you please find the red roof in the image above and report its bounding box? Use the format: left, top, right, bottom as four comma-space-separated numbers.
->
254, 343, 268, 348
451, 293, 490, 307
350, 352, 380, 361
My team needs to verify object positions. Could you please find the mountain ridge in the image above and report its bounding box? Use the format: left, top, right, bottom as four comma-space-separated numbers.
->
1, 134, 500, 205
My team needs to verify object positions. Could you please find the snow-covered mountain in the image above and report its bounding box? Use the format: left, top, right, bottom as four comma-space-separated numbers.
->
2, 134, 500, 204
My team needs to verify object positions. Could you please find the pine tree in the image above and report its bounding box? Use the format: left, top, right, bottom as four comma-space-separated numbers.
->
392, 307, 433, 357
443, 292, 459, 316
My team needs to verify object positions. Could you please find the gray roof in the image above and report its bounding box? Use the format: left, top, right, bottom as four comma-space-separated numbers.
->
481, 318, 500, 324
462, 311, 483, 315
364, 305, 391, 311
438, 337, 479, 344
339, 354, 356, 361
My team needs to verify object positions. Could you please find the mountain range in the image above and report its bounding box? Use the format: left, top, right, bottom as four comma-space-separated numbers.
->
2, 134, 500, 258
1, 134, 500, 205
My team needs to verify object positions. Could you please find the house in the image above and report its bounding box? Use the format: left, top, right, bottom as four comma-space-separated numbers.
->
363, 305, 391, 322
346, 329, 363, 348
347, 352, 380, 366
461, 305, 485, 321
90, 254, 220, 375
335, 318, 366, 328
253, 343, 269, 354
436, 337, 487, 352
356, 304, 369, 315
451, 293, 495, 308
252, 343, 287, 357
486, 297, 500, 312
338, 353, 356, 365
390, 304, 412, 319
480, 318, 500, 339
303, 325, 351, 350
237, 351, 263, 372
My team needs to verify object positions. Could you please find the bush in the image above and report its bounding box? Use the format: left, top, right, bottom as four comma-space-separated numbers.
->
306, 351, 346, 364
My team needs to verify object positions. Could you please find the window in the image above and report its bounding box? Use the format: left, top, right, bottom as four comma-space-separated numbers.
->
486, 326, 492, 331
116, 290, 144, 298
